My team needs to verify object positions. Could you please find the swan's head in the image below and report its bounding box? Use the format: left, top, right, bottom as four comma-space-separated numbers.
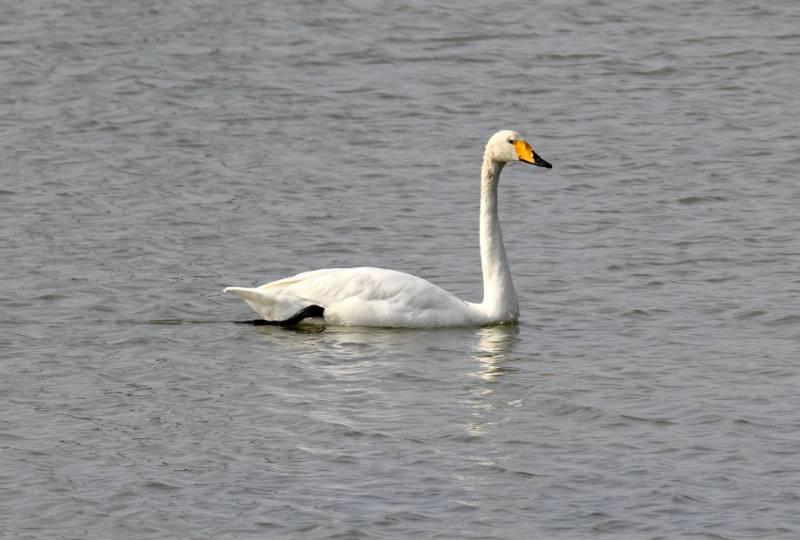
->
485, 130, 552, 168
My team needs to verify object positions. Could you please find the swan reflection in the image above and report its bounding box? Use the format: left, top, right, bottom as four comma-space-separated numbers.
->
465, 325, 521, 437
470, 325, 520, 382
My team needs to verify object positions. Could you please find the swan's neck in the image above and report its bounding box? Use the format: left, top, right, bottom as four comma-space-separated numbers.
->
477, 158, 519, 322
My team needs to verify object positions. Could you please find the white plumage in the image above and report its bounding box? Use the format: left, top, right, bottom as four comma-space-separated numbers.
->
225, 130, 552, 328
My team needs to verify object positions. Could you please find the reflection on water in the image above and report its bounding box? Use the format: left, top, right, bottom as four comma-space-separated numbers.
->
469, 324, 520, 383
465, 325, 521, 437
252, 324, 522, 381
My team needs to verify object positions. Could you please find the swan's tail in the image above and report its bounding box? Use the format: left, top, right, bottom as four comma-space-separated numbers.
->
224, 287, 316, 322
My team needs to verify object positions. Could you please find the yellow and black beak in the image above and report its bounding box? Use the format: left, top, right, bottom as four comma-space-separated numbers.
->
514, 139, 552, 169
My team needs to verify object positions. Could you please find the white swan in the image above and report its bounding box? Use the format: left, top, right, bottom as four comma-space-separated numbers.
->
225, 129, 552, 328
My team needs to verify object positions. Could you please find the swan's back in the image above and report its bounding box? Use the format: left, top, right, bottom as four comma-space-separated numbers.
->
230, 267, 477, 327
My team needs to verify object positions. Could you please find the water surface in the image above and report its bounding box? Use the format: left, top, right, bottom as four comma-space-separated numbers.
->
2, 0, 800, 538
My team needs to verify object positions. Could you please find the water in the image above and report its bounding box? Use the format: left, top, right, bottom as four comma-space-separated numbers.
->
2, 0, 800, 538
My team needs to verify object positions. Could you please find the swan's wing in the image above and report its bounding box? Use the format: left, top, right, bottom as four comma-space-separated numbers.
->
223, 287, 312, 321
224, 269, 345, 321
261, 267, 461, 306
226, 267, 474, 327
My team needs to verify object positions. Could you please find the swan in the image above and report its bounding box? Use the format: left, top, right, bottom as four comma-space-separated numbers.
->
224, 129, 552, 328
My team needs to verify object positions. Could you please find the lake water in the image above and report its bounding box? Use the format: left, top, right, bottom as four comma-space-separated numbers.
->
2, 0, 800, 538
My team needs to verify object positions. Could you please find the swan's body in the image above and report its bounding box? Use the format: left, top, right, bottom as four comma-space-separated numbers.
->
225, 130, 551, 328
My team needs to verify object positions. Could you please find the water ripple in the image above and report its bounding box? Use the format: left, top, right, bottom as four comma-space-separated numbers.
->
2, 0, 800, 538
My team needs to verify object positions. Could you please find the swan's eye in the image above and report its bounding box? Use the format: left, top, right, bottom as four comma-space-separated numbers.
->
507, 139, 514, 144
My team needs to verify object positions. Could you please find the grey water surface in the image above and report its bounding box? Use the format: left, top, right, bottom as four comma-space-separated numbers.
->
2, 0, 800, 538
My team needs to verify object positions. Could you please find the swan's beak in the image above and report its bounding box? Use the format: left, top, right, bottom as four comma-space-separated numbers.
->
514, 140, 552, 169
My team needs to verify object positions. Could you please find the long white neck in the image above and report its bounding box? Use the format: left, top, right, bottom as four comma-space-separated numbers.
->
476, 157, 519, 322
